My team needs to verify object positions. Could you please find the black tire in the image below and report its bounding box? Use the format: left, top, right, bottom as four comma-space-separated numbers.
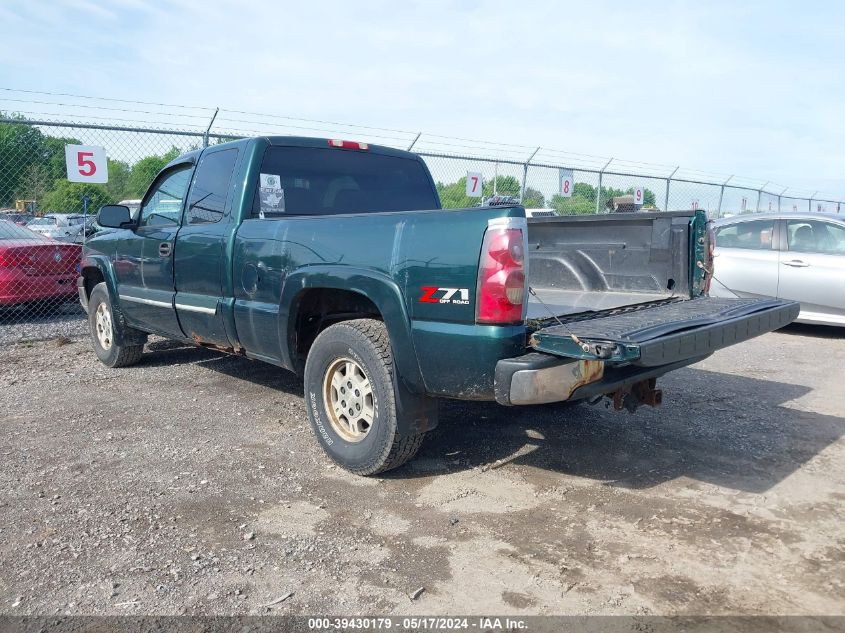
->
303, 318, 424, 475
88, 282, 144, 368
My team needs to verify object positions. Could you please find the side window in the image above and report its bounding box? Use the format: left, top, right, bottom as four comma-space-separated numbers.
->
715, 219, 775, 250
185, 148, 239, 224
787, 220, 845, 255
139, 166, 194, 228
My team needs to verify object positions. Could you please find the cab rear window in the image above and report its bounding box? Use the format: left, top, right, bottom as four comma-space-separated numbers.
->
253, 146, 438, 218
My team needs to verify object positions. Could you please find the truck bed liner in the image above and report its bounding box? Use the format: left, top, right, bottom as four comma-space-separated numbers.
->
526, 289, 671, 320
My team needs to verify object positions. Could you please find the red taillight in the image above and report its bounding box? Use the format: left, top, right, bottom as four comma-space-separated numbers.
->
476, 226, 527, 324
328, 139, 369, 150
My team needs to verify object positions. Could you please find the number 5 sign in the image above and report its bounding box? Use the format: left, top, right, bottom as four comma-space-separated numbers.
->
466, 171, 483, 197
65, 144, 108, 183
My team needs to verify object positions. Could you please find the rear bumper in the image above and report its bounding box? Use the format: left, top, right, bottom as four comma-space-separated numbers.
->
0, 272, 77, 306
494, 353, 703, 406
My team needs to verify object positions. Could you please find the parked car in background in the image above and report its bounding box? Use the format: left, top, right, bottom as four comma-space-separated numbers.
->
118, 199, 142, 219
26, 213, 87, 243
0, 219, 81, 308
710, 212, 845, 326
0, 211, 35, 226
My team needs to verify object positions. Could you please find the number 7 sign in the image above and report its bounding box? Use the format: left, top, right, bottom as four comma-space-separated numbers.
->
466, 171, 483, 197
65, 144, 108, 183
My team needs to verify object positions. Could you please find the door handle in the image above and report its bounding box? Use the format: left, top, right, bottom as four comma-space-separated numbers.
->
782, 260, 809, 267
158, 242, 172, 257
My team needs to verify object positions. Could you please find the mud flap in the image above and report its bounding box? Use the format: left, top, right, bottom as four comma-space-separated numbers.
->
393, 370, 438, 436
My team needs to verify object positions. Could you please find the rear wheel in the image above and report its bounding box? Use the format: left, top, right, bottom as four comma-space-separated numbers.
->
304, 319, 424, 475
88, 282, 144, 368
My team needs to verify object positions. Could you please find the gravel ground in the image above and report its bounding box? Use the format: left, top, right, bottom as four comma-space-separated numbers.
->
0, 324, 843, 616
0, 303, 86, 344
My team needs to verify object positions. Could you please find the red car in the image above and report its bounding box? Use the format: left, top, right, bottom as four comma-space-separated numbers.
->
0, 219, 81, 307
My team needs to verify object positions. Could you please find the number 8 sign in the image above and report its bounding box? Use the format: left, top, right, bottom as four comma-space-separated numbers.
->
558, 169, 573, 198
65, 144, 109, 183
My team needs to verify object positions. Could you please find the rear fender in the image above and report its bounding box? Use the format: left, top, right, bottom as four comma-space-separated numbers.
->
280, 266, 426, 394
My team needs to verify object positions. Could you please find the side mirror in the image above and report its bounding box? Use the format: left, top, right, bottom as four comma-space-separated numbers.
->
97, 205, 133, 229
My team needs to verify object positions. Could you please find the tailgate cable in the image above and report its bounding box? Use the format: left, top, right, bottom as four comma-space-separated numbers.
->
697, 261, 732, 292
528, 286, 592, 353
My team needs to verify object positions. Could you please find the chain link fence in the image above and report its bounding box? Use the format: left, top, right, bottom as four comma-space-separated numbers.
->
1, 114, 842, 343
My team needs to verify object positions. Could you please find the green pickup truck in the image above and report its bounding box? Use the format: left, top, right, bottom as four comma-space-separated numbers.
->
79, 136, 799, 475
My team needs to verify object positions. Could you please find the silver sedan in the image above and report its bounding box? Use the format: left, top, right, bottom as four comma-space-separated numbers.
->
709, 212, 845, 326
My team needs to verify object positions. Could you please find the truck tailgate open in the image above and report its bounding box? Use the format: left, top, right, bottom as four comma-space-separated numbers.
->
530, 297, 800, 366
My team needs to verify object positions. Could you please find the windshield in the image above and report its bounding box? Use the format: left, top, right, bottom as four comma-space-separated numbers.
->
0, 220, 42, 239
28, 217, 58, 226
254, 146, 439, 217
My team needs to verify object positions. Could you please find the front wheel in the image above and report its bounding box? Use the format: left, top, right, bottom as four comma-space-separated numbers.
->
88, 282, 144, 368
303, 319, 425, 475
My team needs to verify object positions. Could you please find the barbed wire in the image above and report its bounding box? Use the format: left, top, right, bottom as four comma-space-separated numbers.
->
1, 87, 842, 201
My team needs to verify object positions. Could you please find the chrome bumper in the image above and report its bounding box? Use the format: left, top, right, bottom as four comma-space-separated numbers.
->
494, 354, 604, 406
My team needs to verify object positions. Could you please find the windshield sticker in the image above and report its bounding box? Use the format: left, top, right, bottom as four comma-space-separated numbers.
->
259, 173, 285, 217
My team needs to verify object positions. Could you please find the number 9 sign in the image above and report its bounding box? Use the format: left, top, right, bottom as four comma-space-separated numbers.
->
633, 186, 644, 206
65, 144, 109, 183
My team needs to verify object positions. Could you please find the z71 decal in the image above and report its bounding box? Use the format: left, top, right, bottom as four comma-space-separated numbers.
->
419, 287, 470, 305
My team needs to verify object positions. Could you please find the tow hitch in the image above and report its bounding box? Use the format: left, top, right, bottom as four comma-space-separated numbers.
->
610, 378, 663, 413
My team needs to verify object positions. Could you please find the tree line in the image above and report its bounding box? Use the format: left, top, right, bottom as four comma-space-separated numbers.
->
2, 114, 657, 216
0, 114, 183, 214
437, 175, 657, 214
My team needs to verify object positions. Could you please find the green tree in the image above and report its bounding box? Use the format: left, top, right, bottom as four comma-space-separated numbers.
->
0, 114, 84, 207
41, 180, 114, 214
572, 182, 596, 202
549, 193, 597, 215
105, 158, 131, 201
14, 164, 52, 211
436, 177, 478, 209
521, 187, 545, 208
126, 147, 180, 197
482, 175, 521, 198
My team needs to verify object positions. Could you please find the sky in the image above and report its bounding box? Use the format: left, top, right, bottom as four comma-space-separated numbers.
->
1, 0, 844, 198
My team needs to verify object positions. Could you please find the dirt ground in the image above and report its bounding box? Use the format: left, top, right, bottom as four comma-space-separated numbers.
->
0, 324, 843, 617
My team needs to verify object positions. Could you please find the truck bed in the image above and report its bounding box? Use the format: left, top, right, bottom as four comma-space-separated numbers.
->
526, 211, 697, 318
526, 289, 671, 319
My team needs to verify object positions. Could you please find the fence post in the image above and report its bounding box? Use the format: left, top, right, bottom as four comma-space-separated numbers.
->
203, 108, 219, 148
406, 132, 422, 151
664, 166, 679, 212
755, 182, 768, 213
521, 147, 540, 202
778, 187, 788, 213
596, 158, 613, 214
809, 191, 817, 212
717, 175, 733, 218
